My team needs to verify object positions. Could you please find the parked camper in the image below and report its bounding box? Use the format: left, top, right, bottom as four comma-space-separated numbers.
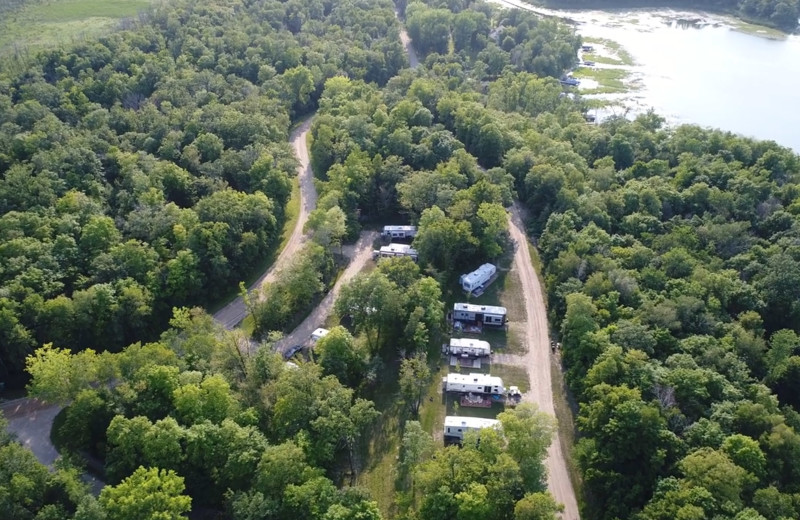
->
460, 263, 497, 294
311, 328, 330, 342
381, 225, 417, 239
444, 416, 500, 441
443, 372, 505, 395
372, 243, 418, 261
449, 338, 491, 357
452, 303, 507, 326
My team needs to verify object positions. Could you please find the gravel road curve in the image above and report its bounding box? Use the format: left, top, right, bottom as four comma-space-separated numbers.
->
213, 118, 318, 330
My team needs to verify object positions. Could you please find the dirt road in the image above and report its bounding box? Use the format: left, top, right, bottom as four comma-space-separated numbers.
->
275, 230, 379, 355
396, 10, 420, 69
213, 118, 318, 330
508, 203, 580, 520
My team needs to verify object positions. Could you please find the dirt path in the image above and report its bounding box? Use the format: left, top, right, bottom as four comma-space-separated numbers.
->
213, 118, 318, 330
508, 203, 580, 520
396, 10, 420, 69
275, 230, 379, 355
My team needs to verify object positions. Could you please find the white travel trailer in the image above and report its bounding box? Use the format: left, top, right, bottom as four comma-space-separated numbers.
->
452, 303, 507, 326
443, 373, 505, 395
372, 243, 418, 261
381, 225, 417, 239
460, 263, 496, 293
449, 338, 491, 357
311, 328, 330, 342
444, 416, 500, 441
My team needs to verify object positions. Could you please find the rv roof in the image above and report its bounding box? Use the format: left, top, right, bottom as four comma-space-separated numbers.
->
450, 338, 491, 350
445, 372, 503, 387
461, 263, 496, 285
380, 244, 417, 254
453, 302, 507, 315
444, 416, 500, 429
383, 225, 416, 231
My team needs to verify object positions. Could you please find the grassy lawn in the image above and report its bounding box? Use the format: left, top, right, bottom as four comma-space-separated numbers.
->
0, 0, 155, 58
357, 357, 404, 519
491, 363, 530, 393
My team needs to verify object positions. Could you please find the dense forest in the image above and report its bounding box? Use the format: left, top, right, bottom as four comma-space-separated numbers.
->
0, 0, 406, 381
4, 0, 800, 518
528, 0, 800, 31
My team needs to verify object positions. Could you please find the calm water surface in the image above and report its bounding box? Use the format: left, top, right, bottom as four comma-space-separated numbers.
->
574, 10, 800, 151
490, 0, 800, 152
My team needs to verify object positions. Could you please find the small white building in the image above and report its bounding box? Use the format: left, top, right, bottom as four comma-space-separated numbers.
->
381, 225, 417, 239
460, 263, 496, 293
449, 338, 491, 357
444, 416, 500, 441
443, 372, 505, 395
311, 328, 330, 342
372, 243, 418, 261
453, 303, 507, 326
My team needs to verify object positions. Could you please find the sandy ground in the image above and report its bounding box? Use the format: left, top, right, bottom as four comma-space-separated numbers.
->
213, 118, 318, 330
274, 230, 379, 355
508, 203, 580, 520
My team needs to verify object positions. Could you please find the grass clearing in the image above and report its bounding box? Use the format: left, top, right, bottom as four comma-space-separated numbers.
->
491, 364, 530, 393
729, 18, 786, 39
581, 36, 635, 66
573, 66, 632, 94
551, 353, 584, 508
0, 0, 156, 58
357, 357, 404, 519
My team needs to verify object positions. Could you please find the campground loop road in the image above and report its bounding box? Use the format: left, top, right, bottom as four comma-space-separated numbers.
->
213, 117, 318, 330
508, 203, 580, 520
274, 230, 379, 356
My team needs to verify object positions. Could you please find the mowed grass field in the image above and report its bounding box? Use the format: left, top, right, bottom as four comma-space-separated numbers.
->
0, 0, 155, 57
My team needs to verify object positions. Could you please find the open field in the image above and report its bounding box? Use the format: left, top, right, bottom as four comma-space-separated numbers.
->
0, 0, 155, 58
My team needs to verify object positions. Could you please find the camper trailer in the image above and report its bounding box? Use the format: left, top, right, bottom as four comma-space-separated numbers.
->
460, 263, 497, 293
444, 416, 500, 441
449, 338, 491, 357
443, 373, 505, 395
380, 225, 417, 240
311, 328, 330, 343
372, 244, 418, 261
452, 303, 507, 326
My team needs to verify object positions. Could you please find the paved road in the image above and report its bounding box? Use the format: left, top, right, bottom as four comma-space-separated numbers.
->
508, 203, 580, 520
275, 230, 379, 355
1, 398, 61, 466
396, 10, 420, 69
213, 118, 318, 330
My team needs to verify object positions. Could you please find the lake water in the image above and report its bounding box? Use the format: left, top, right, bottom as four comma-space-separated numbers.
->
490, 0, 800, 152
